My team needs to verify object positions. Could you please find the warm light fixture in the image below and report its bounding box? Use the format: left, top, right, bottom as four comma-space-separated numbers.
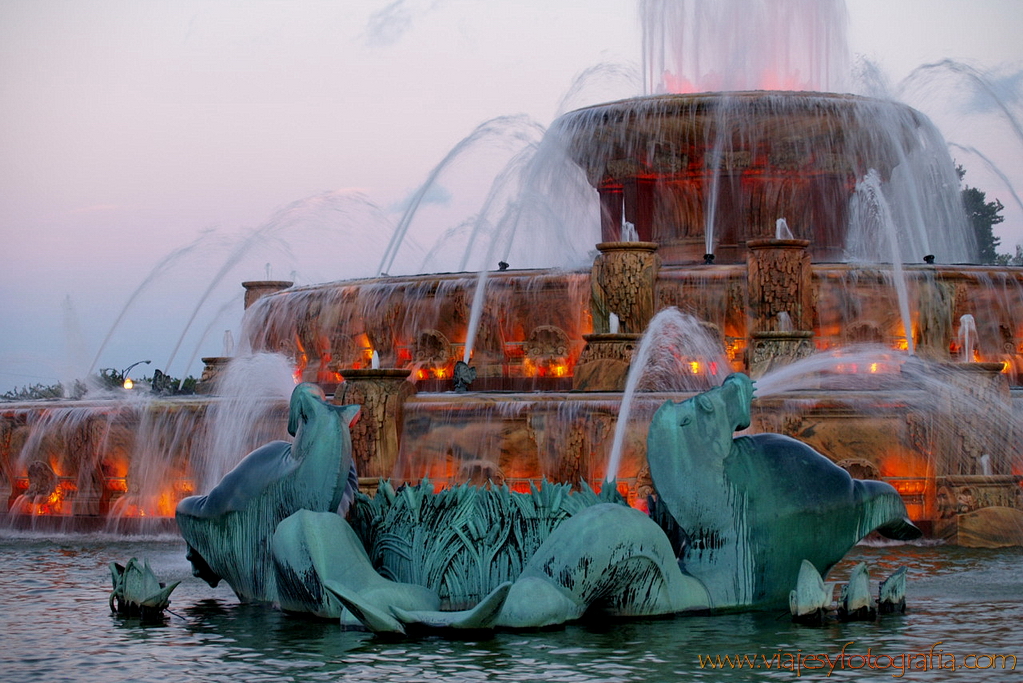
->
120, 359, 150, 389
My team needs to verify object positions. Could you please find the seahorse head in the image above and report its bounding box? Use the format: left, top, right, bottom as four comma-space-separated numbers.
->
648, 373, 755, 487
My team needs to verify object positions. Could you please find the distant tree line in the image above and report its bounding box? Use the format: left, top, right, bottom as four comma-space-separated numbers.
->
2, 369, 197, 402
959, 165, 1021, 265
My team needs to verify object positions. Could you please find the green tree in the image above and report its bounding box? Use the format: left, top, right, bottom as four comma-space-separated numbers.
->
957, 165, 1005, 264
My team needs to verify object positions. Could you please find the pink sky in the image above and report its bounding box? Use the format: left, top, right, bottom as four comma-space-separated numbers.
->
2, 0, 1021, 393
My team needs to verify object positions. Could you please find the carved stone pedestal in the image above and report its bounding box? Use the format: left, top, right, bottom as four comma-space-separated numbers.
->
747, 331, 815, 379
746, 238, 814, 330
334, 369, 416, 484
934, 475, 1023, 547
197, 357, 232, 395
590, 242, 660, 334
572, 333, 642, 391
745, 238, 816, 379
242, 280, 294, 309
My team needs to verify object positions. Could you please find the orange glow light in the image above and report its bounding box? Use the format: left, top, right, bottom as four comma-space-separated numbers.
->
689, 361, 701, 374
890, 478, 927, 496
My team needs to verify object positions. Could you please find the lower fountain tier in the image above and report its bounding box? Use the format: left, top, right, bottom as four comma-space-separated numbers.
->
6, 387, 1019, 545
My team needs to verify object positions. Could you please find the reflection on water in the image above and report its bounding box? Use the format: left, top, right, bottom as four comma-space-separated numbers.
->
1, 533, 1020, 682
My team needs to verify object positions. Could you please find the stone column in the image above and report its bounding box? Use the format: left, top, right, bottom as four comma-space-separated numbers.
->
746, 238, 815, 378
590, 241, 660, 334
914, 271, 954, 362
334, 369, 416, 486
576, 241, 659, 391
242, 280, 293, 309
572, 333, 642, 392
196, 357, 232, 395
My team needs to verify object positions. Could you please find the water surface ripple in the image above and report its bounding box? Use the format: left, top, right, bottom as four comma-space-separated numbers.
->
2, 535, 1020, 682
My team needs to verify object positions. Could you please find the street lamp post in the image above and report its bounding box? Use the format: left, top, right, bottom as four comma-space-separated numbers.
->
121, 360, 151, 389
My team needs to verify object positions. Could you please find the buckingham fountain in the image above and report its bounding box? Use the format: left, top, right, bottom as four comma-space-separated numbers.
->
3, 88, 1023, 551
2, 1, 1023, 649
3, 7, 1023, 681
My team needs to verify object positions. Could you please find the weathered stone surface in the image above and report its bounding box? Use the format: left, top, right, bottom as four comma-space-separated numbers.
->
573, 333, 641, 391
591, 242, 660, 334
943, 506, 1023, 548
746, 238, 814, 333
747, 331, 815, 379
241, 280, 293, 310
334, 369, 415, 480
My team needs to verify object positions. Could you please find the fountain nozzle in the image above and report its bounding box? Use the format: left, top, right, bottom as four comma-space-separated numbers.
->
703, 253, 715, 265
923, 255, 935, 264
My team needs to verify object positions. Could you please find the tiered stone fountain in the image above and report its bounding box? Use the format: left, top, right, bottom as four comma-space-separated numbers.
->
3, 91, 1022, 545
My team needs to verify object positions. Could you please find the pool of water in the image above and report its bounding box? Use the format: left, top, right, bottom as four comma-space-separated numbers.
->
2, 533, 1020, 682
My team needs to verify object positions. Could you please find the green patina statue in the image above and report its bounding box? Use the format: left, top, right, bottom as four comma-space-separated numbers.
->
646, 372, 921, 612
109, 557, 179, 619
268, 478, 711, 632
170, 373, 919, 635
272, 503, 711, 634
175, 383, 360, 604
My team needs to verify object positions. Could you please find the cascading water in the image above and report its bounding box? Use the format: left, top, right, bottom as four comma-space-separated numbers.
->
639, 0, 851, 94
6, 404, 117, 525
106, 395, 206, 529
553, 90, 975, 266
605, 308, 730, 482
752, 344, 1019, 479
191, 353, 295, 493
848, 169, 915, 354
